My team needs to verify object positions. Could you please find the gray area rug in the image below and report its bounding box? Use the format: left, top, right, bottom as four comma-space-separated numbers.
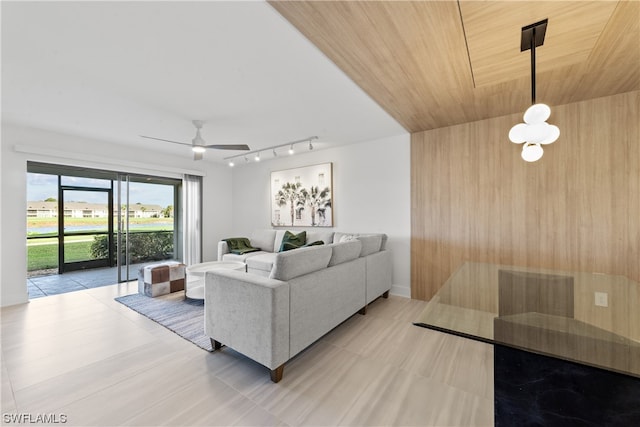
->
115, 292, 212, 351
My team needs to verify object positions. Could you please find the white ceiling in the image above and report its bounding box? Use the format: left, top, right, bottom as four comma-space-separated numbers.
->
1, 1, 406, 163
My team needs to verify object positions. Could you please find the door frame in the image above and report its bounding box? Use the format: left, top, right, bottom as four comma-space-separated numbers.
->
58, 183, 114, 273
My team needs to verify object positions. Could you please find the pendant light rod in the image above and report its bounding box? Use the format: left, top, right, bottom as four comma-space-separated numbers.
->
531, 28, 536, 104
520, 18, 548, 104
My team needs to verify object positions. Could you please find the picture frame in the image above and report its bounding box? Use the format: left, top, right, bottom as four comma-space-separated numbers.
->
271, 162, 333, 227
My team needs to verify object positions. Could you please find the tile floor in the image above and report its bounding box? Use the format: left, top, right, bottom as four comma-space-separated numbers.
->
27, 262, 157, 299
1, 285, 494, 426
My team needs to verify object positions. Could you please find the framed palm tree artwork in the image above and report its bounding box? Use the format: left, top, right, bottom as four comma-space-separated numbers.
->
271, 162, 333, 227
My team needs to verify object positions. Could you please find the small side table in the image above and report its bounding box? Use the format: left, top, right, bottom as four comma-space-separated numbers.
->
185, 261, 246, 300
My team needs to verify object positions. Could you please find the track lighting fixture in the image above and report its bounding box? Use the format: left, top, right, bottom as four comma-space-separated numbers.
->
225, 136, 318, 166
509, 19, 559, 162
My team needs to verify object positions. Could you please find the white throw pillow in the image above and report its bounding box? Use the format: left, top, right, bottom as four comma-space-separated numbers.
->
339, 234, 356, 243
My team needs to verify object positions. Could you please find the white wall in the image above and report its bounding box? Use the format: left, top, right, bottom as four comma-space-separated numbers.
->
230, 133, 411, 297
0, 125, 410, 306
0, 123, 233, 306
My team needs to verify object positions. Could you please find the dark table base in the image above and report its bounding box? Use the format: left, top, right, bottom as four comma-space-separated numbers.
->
495, 344, 640, 426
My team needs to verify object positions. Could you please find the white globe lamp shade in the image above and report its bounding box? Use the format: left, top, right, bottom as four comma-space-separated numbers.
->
526, 122, 553, 143
509, 123, 528, 143
524, 103, 551, 124
539, 124, 560, 145
521, 143, 544, 162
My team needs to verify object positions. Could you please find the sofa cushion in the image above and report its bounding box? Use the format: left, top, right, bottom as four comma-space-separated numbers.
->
245, 252, 277, 272
250, 229, 277, 253
335, 232, 357, 243
278, 230, 306, 252
380, 233, 388, 250
357, 235, 383, 257
270, 245, 332, 281
274, 230, 287, 252
328, 240, 362, 267
222, 251, 268, 263
306, 230, 334, 245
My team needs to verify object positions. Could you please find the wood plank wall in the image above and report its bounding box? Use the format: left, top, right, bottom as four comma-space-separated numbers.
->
411, 91, 640, 301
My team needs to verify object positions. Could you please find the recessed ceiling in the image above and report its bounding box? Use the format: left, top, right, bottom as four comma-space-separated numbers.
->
271, 0, 640, 133
1, 1, 406, 163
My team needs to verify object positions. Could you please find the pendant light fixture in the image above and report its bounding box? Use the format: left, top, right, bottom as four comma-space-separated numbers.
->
509, 19, 559, 162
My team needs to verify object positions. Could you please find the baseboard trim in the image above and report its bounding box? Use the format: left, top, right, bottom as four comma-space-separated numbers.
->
390, 284, 411, 299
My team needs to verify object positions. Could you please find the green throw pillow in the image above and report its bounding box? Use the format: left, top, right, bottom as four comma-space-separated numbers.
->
279, 231, 306, 252
280, 239, 324, 252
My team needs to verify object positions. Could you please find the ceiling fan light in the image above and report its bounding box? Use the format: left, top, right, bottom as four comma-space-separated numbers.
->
539, 124, 560, 144
192, 146, 206, 154
524, 103, 551, 124
521, 142, 544, 162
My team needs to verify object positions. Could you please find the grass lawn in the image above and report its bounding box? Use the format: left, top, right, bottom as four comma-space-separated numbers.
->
28, 240, 96, 270
27, 231, 174, 271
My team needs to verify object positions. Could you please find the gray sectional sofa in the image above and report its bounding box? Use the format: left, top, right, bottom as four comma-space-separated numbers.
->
205, 229, 392, 382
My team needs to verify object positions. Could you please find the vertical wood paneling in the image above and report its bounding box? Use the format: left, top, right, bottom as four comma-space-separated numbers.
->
411, 91, 640, 300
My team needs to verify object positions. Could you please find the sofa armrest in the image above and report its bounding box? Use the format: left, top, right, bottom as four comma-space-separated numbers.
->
217, 241, 229, 261
365, 250, 393, 304
204, 270, 290, 370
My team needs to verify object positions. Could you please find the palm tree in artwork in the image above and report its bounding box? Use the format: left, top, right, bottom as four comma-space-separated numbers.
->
300, 186, 331, 226
275, 182, 303, 226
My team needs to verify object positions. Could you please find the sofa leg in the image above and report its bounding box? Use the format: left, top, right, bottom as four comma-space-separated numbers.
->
359, 305, 367, 315
211, 339, 223, 351
270, 365, 284, 383
382, 291, 389, 299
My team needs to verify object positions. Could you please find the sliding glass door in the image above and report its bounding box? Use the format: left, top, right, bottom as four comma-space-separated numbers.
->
59, 186, 113, 273
27, 162, 182, 283
115, 173, 181, 282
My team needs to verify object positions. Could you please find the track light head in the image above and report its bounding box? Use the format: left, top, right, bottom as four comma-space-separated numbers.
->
308, 141, 313, 151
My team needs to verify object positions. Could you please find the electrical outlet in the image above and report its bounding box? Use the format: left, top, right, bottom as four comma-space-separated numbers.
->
595, 292, 608, 307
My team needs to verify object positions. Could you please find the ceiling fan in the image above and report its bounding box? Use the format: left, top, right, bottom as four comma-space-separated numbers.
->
140, 120, 251, 160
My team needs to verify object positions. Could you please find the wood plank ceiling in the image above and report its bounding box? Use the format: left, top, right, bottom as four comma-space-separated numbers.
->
270, 1, 640, 133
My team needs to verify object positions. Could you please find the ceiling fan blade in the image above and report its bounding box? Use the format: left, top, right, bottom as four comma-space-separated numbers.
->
204, 144, 251, 151
193, 151, 204, 161
140, 135, 192, 147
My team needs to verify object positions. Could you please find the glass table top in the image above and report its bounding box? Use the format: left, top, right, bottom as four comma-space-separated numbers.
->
415, 262, 640, 378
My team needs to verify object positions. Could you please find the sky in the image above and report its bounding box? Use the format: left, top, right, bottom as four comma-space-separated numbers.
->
27, 173, 174, 207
